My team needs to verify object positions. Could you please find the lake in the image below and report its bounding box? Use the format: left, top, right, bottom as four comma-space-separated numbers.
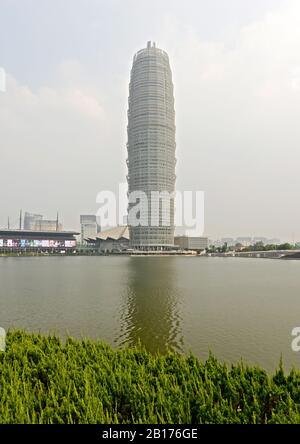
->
1, 256, 300, 371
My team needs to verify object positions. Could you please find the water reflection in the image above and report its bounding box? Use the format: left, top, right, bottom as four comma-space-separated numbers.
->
2, 256, 299, 371
116, 257, 184, 353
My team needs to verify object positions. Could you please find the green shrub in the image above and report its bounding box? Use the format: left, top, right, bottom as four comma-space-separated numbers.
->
0, 330, 299, 424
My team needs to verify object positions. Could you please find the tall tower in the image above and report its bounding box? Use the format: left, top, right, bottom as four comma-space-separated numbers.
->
127, 41, 176, 250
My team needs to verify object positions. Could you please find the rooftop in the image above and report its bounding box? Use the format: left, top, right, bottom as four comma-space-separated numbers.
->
0, 229, 79, 237
87, 226, 129, 241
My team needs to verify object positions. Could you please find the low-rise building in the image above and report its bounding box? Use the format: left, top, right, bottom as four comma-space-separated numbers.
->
236, 237, 252, 247
0, 229, 78, 253
174, 236, 208, 251
221, 237, 235, 247
86, 226, 130, 253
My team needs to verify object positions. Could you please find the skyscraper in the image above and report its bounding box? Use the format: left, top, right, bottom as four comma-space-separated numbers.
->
80, 215, 98, 244
23, 212, 43, 230
127, 41, 176, 250
23, 211, 62, 231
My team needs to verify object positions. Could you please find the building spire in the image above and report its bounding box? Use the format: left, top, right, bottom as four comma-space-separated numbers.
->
147, 41, 156, 49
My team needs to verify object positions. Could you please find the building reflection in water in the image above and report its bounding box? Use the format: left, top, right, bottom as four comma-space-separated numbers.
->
116, 257, 184, 354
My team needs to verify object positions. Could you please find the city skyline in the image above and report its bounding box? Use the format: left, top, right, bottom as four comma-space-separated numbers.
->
0, 205, 296, 246
0, 0, 300, 240
0, 207, 291, 245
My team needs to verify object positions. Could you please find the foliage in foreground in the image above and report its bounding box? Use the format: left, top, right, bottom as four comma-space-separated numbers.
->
0, 330, 300, 424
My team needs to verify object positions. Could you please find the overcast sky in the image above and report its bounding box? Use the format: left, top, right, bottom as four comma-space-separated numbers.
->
0, 0, 300, 240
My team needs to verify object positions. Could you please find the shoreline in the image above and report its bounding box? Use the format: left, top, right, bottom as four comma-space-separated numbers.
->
1, 252, 299, 259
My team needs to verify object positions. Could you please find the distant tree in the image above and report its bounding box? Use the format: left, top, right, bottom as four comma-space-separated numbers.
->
253, 242, 264, 251
235, 243, 243, 251
220, 242, 228, 253
278, 243, 294, 250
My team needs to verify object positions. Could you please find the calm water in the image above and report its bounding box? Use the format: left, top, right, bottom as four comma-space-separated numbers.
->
1, 256, 300, 371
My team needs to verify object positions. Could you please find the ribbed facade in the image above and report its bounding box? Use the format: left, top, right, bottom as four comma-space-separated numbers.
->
127, 41, 176, 250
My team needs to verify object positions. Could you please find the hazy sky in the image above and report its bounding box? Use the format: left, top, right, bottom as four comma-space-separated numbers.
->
0, 0, 300, 240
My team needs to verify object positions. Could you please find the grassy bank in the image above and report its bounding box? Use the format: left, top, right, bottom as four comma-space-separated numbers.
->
0, 330, 300, 424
